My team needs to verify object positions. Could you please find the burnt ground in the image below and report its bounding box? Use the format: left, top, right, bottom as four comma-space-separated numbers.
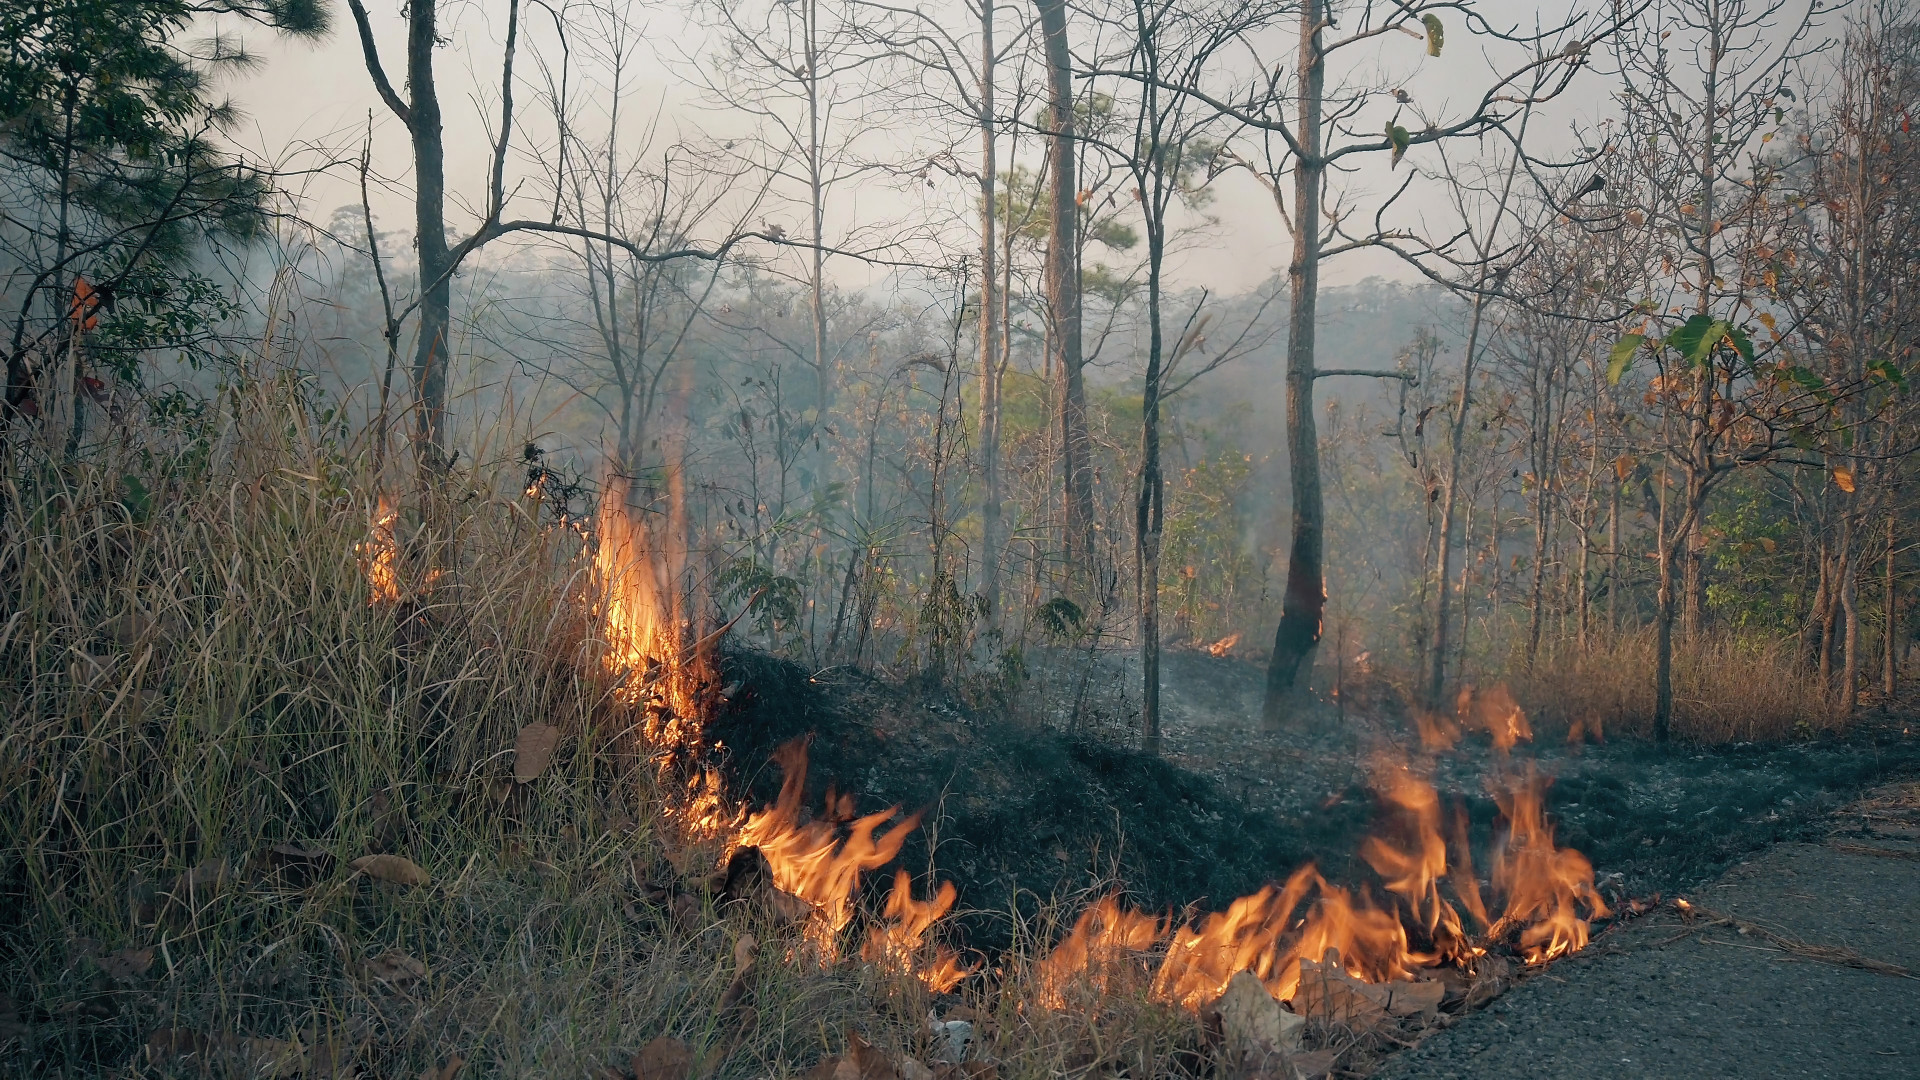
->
710, 646, 1920, 1071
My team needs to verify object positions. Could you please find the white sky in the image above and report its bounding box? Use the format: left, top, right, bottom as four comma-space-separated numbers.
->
225, 0, 1631, 298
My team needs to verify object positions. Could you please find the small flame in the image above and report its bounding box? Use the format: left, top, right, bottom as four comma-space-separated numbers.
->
358, 496, 402, 606
1036, 895, 1167, 1008
1035, 762, 1605, 1011
1207, 632, 1242, 657
1456, 684, 1533, 752
863, 868, 975, 992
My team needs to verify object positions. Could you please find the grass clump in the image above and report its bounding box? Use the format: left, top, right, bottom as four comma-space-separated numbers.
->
1511, 628, 1835, 744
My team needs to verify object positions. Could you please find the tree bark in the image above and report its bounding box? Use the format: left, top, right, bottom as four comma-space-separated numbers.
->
407, 0, 452, 467
1886, 514, 1898, 698
977, 1, 1003, 625
1260, 0, 1326, 727
1035, 0, 1092, 594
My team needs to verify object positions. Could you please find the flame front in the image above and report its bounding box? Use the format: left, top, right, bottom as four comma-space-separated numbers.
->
1037, 764, 1605, 1013
1207, 632, 1242, 657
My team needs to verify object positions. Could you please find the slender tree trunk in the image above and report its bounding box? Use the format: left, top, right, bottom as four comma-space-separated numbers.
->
1035, 0, 1091, 594
1260, 0, 1326, 727
1607, 479, 1621, 633
977, 4, 1003, 625
1886, 515, 1898, 698
806, 0, 830, 416
1138, 245, 1164, 753
1428, 289, 1492, 703
1840, 532, 1860, 718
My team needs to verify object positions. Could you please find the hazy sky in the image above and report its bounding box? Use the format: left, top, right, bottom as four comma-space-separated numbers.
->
225, 0, 1622, 299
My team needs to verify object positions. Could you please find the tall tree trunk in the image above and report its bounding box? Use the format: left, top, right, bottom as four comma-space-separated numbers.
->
1427, 288, 1492, 703
1035, 0, 1091, 593
408, 0, 452, 468
977, 4, 1003, 625
1260, 0, 1326, 727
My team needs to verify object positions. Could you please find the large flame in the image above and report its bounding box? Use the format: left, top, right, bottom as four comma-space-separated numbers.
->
734, 738, 922, 954
1489, 771, 1609, 963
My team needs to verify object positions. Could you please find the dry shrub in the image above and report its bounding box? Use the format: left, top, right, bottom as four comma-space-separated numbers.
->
1512, 627, 1837, 744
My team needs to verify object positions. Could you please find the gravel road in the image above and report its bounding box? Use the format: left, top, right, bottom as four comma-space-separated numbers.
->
1373, 782, 1920, 1080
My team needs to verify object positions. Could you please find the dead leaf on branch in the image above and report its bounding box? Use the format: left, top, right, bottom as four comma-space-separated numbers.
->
513, 722, 561, 783
1833, 465, 1856, 493
350, 853, 429, 887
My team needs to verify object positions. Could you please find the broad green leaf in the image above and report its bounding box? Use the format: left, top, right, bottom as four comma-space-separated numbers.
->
1607, 333, 1646, 385
1423, 14, 1444, 56
1666, 314, 1715, 363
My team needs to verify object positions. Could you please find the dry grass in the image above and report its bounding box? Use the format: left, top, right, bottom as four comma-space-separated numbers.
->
1511, 628, 1837, 744
0, 382, 1220, 1079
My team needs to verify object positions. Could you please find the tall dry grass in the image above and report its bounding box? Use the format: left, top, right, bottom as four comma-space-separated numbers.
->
0, 380, 1214, 1078
1511, 627, 1837, 744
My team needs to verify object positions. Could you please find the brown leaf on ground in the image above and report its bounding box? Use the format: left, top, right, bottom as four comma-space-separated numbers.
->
1288, 1048, 1339, 1080
419, 1055, 465, 1080
253, 842, 335, 881
718, 933, 759, 1010
513, 723, 561, 782
632, 1035, 693, 1080
167, 859, 230, 904
363, 949, 428, 989
1291, 956, 1388, 1031
350, 854, 429, 887
98, 946, 154, 980
803, 1057, 860, 1080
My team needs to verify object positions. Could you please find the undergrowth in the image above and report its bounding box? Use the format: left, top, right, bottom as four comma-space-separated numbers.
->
0, 382, 1214, 1079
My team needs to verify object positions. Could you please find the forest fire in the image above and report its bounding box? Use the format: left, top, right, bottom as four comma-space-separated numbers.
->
590, 490, 1603, 1011
1207, 632, 1242, 657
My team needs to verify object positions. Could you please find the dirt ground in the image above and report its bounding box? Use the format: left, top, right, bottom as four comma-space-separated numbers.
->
1374, 781, 1920, 1080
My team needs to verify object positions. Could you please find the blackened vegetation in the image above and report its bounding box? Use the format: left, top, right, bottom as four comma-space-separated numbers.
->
711, 648, 1920, 959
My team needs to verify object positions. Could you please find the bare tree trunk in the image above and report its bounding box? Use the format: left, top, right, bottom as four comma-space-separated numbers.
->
1260, 0, 1326, 727
806, 0, 831, 414
1607, 480, 1621, 633
1886, 514, 1898, 698
408, 1, 452, 467
977, 2, 1003, 625
1035, 0, 1091, 593
1137, 247, 1165, 754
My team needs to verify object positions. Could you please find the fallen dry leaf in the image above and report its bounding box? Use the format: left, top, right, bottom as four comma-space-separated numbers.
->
719, 933, 758, 1010
632, 1035, 692, 1080
419, 1054, 464, 1080
350, 854, 429, 887
513, 722, 561, 782
363, 949, 427, 988
98, 946, 154, 980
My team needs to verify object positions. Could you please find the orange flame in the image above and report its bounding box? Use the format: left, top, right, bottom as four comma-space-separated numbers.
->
1207, 632, 1242, 657
1457, 684, 1533, 752
863, 869, 974, 992
1036, 895, 1167, 1008
358, 496, 402, 606
734, 738, 921, 954
1035, 763, 1605, 1011
1490, 771, 1609, 963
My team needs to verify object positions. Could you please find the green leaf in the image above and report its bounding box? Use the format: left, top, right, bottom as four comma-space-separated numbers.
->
1423, 14, 1444, 56
1607, 333, 1646, 385
119, 476, 151, 522
1666, 314, 1716, 365
1726, 324, 1755, 362
1388, 124, 1411, 167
